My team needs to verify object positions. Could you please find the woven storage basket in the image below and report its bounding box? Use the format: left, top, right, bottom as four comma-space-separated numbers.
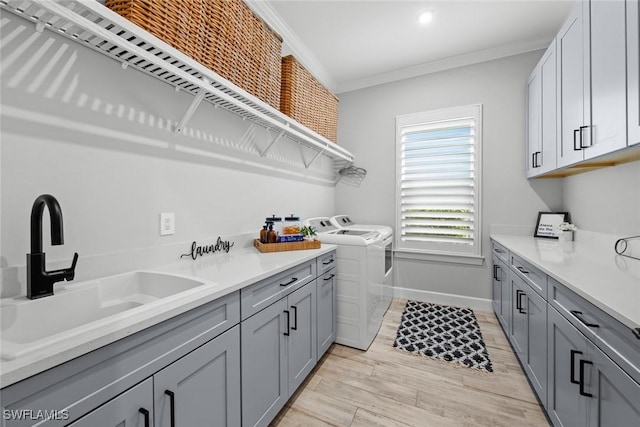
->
280, 55, 339, 143
105, 0, 282, 109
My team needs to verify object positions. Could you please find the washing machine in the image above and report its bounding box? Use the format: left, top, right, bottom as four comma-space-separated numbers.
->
330, 215, 394, 316
330, 214, 392, 239
305, 217, 386, 350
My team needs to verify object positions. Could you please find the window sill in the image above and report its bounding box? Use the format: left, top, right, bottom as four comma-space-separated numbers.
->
394, 249, 485, 266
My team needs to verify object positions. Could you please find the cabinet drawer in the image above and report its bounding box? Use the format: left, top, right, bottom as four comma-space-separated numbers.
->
510, 253, 546, 298
549, 277, 640, 385
492, 240, 509, 263
241, 260, 316, 320
316, 250, 337, 276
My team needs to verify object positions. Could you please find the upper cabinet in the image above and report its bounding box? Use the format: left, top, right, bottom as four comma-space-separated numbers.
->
629, 0, 640, 146
556, 0, 627, 169
526, 40, 557, 177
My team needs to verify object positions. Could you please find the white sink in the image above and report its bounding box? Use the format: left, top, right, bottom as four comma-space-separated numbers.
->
1, 271, 207, 360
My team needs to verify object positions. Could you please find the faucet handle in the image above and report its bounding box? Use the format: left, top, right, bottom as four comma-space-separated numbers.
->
65, 252, 79, 281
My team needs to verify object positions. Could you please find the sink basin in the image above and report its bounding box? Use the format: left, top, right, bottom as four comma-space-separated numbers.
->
1, 271, 207, 360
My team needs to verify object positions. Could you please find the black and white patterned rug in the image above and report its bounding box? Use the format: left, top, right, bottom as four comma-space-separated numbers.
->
393, 300, 493, 373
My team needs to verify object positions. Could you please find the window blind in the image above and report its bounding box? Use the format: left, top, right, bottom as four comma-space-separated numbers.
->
396, 105, 482, 256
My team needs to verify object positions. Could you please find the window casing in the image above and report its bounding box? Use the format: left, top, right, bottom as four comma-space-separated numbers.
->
395, 104, 482, 260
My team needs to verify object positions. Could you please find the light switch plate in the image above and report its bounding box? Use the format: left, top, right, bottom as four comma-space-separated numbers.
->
160, 212, 175, 236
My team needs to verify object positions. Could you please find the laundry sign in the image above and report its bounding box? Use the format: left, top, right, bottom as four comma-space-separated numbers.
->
181, 237, 234, 260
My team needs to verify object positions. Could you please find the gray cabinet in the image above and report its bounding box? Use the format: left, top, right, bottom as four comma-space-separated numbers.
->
491, 254, 509, 333
493, 238, 640, 426
547, 307, 589, 427
0, 253, 335, 427
286, 283, 317, 395
586, 339, 640, 426
70, 326, 241, 427
317, 268, 336, 358
629, 0, 640, 146
69, 378, 154, 427
556, 0, 588, 168
241, 280, 317, 427
585, 0, 628, 159
491, 241, 511, 334
526, 39, 557, 177
556, 0, 627, 168
509, 274, 547, 408
241, 298, 288, 427
154, 326, 241, 427
548, 307, 640, 427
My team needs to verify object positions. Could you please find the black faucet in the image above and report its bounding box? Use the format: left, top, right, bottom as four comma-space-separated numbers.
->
27, 194, 79, 299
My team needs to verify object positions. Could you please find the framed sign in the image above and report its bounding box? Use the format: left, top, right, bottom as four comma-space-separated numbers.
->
534, 212, 569, 239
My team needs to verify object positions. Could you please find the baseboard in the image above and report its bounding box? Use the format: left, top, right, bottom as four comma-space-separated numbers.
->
393, 286, 493, 311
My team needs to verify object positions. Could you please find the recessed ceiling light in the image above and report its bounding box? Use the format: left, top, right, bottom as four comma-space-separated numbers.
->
418, 10, 434, 25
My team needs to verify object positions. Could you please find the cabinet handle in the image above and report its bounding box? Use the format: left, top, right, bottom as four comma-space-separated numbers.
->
323, 274, 335, 281
516, 290, 526, 314
570, 310, 600, 328
283, 310, 290, 336
532, 151, 541, 168
570, 350, 583, 384
495, 248, 503, 254
291, 305, 298, 330
579, 359, 594, 398
165, 390, 176, 427
579, 126, 590, 148
139, 408, 150, 427
573, 129, 582, 151
516, 266, 529, 274
493, 265, 498, 281
633, 328, 640, 340
280, 277, 298, 287
322, 259, 334, 265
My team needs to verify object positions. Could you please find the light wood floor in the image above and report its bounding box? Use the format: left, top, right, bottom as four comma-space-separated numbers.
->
271, 299, 549, 427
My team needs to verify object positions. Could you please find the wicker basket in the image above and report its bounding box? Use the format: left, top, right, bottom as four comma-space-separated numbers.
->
105, 0, 282, 109
280, 55, 339, 143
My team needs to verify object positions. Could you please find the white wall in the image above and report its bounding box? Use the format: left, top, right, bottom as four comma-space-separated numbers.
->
562, 161, 640, 236
0, 13, 334, 297
336, 51, 564, 305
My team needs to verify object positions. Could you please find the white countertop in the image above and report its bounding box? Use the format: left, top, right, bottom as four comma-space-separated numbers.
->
0, 243, 336, 388
491, 233, 640, 331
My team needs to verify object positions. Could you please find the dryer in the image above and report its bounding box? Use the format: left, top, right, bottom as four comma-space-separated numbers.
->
330, 215, 394, 317
305, 217, 386, 350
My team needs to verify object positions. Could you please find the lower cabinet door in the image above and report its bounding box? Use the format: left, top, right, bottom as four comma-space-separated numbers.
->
523, 286, 548, 408
287, 281, 317, 395
68, 378, 153, 427
491, 256, 501, 318
510, 276, 528, 358
317, 270, 336, 358
498, 260, 511, 332
154, 325, 241, 427
241, 298, 288, 427
586, 340, 640, 426
547, 308, 589, 427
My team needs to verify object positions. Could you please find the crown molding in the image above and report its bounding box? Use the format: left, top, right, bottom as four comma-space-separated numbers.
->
336, 38, 551, 94
245, 0, 338, 93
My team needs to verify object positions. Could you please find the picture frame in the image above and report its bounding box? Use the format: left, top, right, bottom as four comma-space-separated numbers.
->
534, 212, 569, 239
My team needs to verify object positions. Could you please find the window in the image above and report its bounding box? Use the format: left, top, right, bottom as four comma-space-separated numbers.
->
395, 104, 482, 262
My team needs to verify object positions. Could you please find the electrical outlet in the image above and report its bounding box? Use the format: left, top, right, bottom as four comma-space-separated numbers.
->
160, 213, 175, 236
